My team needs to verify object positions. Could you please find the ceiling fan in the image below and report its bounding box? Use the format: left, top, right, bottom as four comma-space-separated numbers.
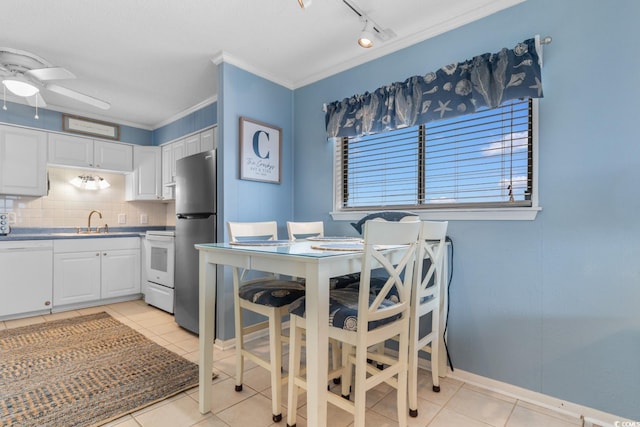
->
0, 47, 110, 111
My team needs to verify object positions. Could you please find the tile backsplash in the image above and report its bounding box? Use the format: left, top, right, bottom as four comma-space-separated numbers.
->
0, 167, 174, 229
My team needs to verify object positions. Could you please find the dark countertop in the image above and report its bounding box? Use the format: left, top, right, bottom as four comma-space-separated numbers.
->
0, 226, 173, 242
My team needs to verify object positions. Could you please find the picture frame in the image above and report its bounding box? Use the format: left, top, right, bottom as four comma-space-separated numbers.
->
239, 117, 282, 184
62, 114, 120, 140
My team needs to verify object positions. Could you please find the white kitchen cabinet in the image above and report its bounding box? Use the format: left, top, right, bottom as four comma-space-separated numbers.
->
0, 125, 48, 196
161, 144, 174, 200
200, 127, 216, 152
101, 248, 141, 298
48, 133, 133, 172
170, 139, 186, 177
159, 127, 216, 201
53, 250, 102, 306
94, 140, 133, 171
160, 139, 185, 201
0, 240, 53, 319
125, 145, 162, 201
184, 134, 201, 156
53, 237, 141, 308
47, 133, 93, 167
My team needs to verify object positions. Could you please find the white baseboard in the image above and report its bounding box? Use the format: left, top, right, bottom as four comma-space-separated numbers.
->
213, 320, 284, 351
448, 368, 632, 427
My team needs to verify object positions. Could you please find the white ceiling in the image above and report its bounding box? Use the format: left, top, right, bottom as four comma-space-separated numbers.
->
1, 0, 523, 130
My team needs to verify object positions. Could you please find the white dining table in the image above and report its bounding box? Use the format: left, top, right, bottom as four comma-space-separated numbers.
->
194, 240, 449, 427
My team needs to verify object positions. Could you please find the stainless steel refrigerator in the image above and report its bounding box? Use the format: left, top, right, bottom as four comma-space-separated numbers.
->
174, 150, 216, 334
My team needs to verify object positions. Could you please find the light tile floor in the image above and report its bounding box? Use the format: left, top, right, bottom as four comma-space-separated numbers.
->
2, 300, 586, 427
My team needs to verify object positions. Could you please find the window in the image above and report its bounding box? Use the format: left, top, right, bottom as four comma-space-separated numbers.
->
335, 98, 537, 217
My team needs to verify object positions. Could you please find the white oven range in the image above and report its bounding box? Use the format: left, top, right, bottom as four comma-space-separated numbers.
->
144, 230, 175, 313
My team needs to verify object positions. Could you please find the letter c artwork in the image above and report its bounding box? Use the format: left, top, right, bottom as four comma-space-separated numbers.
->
253, 130, 270, 159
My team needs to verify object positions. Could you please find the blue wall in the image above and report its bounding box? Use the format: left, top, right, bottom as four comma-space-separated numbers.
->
293, 0, 640, 420
215, 61, 295, 341
0, 101, 152, 145
0, 100, 218, 146
152, 102, 217, 145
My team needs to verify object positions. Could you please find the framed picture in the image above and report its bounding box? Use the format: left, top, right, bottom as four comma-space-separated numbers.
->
239, 117, 282, 184
62, 114, 120, 140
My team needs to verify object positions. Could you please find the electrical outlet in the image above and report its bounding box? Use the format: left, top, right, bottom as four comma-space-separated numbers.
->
140, 214, 148, 224
117, 213, 126, 224
7, 212, 16, 224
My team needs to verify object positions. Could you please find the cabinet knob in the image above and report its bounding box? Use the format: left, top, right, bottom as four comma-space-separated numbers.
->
96, 253, 100, 256
103, 252, 107, 256
45, 301, 51, 306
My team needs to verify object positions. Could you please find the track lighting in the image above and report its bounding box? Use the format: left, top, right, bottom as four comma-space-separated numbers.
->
358, 19, 374, 48
297, 0, 312, 8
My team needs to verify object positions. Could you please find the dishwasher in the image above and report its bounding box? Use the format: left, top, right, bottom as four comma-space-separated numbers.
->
0, 240, 53, 319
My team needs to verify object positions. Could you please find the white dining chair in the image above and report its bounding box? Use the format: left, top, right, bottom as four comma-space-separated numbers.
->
286, 220, 324, 240
287, 220, 361, 287
407, 220, 448, 416
286, 219, 421, 427
286, 220, 346, 381
227, 221, 306, 423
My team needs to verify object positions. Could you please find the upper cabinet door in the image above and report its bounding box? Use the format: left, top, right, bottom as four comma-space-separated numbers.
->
126, 145, 162, 201
0, 125, 48, 196
48, 133, 94, 168
200, 127, 216, 152
184, 134, 201, 157
94, 140, 133, 172
48, 133, 133, 172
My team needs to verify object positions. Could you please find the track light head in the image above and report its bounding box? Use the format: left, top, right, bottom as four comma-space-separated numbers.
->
358, 20, 374, 48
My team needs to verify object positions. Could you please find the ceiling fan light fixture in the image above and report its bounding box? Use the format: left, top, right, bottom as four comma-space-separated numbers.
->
297, 0, 312, 8
358, 20, 374, 48
2, 78, 39, 97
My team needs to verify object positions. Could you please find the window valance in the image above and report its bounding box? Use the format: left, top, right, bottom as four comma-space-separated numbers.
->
325, 37, 543, 139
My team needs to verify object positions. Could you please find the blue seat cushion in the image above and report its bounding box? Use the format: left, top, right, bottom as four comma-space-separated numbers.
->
330, 273, 361, 289
289, 288, 400, 331
238, 280, 306, 307
342, 276, 400, 303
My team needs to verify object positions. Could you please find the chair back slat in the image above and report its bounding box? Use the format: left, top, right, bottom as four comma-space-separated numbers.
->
287, 221, 324, 240
228, 221, 278, 241
360, 220, 420, 324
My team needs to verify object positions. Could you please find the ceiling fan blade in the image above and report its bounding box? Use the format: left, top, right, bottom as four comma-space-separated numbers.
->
26, 93, 47, 108
26, 67, 76, 81
46, 84, 110, 110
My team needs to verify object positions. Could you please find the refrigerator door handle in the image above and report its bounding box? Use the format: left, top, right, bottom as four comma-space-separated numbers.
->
177, 213, 214, 220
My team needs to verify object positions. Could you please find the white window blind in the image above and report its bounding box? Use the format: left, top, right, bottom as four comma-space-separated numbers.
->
337, 98, 533, 210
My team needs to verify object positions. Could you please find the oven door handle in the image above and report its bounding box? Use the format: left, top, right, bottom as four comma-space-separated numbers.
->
146, 235, 175, 243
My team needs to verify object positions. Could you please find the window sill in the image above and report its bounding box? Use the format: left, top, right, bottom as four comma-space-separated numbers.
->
330, 207, 542, 221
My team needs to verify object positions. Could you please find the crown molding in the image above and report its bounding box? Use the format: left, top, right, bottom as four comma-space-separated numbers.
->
211, 51, 295, 90
152, 95, 218, 129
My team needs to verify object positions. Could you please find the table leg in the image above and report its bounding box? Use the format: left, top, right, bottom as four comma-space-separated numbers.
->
199, 253, 216, 414
303, 264, 331, 427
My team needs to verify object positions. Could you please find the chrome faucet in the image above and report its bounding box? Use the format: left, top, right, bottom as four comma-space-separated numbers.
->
88, 210, 102, 233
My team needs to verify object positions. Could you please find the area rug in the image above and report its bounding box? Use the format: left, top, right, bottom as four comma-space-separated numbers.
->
0, 312, 201, 427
